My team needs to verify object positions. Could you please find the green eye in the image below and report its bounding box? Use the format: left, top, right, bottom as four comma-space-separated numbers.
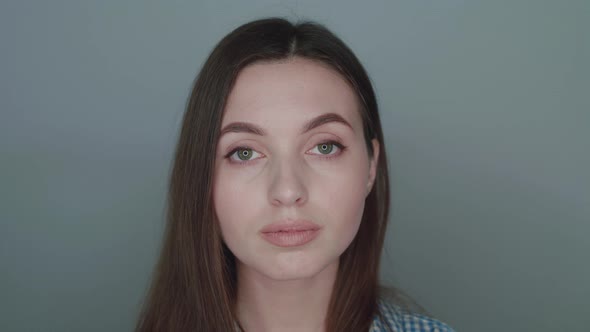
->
317, 143, 334, 154
237, 149, 253, 160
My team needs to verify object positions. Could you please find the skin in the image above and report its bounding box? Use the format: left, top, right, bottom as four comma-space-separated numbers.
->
212, 57, 379, 332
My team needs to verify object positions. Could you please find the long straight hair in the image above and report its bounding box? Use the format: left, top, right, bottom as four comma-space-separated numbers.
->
135, 17, 392, 332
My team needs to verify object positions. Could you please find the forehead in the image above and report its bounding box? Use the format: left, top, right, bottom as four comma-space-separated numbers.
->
222, 57, 363, 134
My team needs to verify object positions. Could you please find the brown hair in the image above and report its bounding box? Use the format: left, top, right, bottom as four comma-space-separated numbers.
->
135, 17, 394, 331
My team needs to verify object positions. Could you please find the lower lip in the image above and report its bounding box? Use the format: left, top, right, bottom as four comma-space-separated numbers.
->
260, 229, 320, 247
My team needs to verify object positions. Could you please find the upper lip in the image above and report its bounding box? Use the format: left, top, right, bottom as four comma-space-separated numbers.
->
260, 219, 320, 233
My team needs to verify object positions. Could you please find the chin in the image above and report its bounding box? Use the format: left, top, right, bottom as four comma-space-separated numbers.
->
256, 255, 338, 281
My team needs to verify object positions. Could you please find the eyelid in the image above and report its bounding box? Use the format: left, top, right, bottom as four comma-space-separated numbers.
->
223, 139, 346, 165
224, 146, 264, 164
306, 140, 346, 157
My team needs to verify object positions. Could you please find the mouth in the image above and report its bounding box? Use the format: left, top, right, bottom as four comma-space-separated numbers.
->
260, 219, 321, 247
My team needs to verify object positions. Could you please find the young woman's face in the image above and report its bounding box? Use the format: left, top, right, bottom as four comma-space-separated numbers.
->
213, 57, 379, 281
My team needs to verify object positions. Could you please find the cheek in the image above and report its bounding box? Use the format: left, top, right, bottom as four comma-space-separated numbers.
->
317, 161, 369, 243
212, 151, 370, 254
212, 172, 257, 246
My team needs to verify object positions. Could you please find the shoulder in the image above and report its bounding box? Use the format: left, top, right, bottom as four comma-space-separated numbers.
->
370, 299, 456, 332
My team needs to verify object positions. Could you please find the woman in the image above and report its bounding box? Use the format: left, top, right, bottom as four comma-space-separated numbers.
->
135, 17, 455, 332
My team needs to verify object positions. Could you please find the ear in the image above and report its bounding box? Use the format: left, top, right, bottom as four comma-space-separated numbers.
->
366, 138, 380, 196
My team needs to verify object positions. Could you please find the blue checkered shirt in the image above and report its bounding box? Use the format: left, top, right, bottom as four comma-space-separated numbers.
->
233, 299, 455, 331
370, 299, 455, 332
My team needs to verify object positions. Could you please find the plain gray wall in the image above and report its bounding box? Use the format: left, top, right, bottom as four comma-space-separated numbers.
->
1, 1, 588, 331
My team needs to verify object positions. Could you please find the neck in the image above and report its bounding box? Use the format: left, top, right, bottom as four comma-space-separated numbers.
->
235, 260, 338, 332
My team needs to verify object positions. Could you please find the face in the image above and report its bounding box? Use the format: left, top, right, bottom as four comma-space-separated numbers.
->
212, 57, 379, 281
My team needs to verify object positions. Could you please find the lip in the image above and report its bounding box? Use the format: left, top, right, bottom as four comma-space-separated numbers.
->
260, 219, 321, 247
260, 219, 321, 233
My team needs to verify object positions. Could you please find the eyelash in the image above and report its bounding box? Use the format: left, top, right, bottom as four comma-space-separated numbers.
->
224, 140, 347, 166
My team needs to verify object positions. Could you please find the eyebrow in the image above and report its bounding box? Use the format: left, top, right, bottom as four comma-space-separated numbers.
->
219, 112, 354, 137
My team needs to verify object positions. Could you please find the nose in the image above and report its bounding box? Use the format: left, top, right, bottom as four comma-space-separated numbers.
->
268, 158, 308, 207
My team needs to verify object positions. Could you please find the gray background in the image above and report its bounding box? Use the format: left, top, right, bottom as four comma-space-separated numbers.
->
1, 0, 588, 331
